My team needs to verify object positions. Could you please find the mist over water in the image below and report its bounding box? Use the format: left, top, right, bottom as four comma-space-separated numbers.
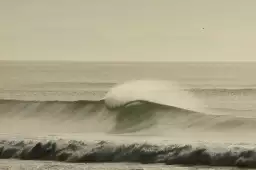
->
0, 79, 249, 136
105, 80, 203, 110
1, 62, 256, 168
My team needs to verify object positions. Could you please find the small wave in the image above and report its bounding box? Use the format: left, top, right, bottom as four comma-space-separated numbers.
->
190, 87, 256, 94
0, 139, 256, 168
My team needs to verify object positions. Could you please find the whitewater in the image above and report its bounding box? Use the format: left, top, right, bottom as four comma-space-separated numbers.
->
1, 61, 256, 169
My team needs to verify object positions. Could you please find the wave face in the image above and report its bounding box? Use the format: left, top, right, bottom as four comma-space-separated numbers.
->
2, 62, 256, 169
1, 79, 256, 168
0, 80, 256, 136
0, 99, 192, 134
2, 98, 256, 135
1, 139, 256, 168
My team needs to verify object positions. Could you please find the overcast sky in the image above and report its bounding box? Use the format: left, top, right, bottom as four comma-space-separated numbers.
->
1, 0, 256, 61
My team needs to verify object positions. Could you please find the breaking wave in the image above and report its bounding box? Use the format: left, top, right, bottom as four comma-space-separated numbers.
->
0, 139, 256, 168
0, 80, 199, 133
0, 98, 198, 134
1, 80, 256, 168
104, 80, 202, 111
0, 80, 256, 134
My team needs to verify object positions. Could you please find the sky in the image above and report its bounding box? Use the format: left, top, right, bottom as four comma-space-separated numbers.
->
1, 0, 256, 62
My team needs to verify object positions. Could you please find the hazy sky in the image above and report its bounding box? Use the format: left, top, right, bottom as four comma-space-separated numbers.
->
1, 0, 256, 61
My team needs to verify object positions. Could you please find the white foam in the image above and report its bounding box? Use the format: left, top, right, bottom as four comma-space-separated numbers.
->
104, 80, 204, 112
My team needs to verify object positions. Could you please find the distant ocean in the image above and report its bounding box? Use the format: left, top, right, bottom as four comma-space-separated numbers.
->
0, 61, 256, 169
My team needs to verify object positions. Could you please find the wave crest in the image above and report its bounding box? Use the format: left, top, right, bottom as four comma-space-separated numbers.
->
1, 139, 256, 168
104, 80, 203, 112
1, 80, 256, 134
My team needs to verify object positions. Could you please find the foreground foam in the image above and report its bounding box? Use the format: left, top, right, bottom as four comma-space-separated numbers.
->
0, 139, 256, 168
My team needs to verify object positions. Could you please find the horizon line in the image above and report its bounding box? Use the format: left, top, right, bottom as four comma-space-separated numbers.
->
1, 59, 256, 63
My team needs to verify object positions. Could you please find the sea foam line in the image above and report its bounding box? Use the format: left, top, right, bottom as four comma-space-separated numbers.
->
0, 139, 256, 168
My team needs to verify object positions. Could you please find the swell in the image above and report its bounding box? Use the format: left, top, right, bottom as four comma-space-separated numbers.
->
0, 139, 256, 168
0, 99, 193, 134
190, 87, 256, 94
0, 99, 105, 105
1, 99, 256, 133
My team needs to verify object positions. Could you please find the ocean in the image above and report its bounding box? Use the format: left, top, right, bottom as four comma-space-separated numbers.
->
0, 61, 256, 169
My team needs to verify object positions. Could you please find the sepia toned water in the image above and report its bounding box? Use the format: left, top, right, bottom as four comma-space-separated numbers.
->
0, 61, 256, 169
